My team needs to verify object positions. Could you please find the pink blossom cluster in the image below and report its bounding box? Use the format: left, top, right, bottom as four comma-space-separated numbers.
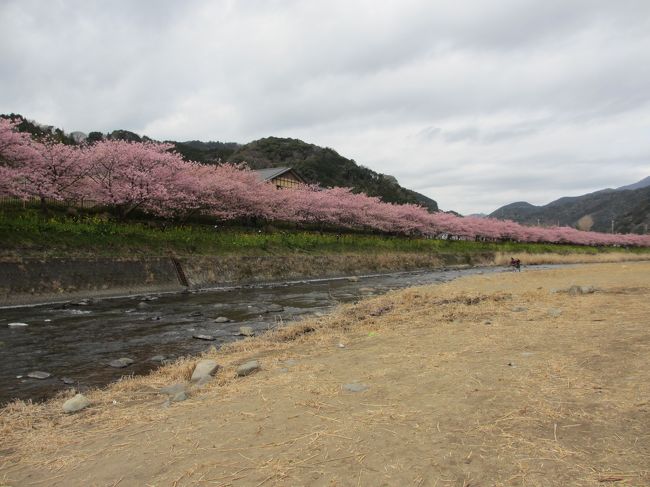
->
1, 119, 648, 247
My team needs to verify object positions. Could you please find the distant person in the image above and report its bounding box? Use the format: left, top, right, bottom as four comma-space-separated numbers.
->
510, 257, 521, 272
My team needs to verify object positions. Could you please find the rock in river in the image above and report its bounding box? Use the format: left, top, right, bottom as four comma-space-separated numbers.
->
193, 334, 216, 341
109, 358, 134, 368
27, 371, 51, 380
8, 322, 28, 328
213, 316, 231, 323
63, 394, 90, 413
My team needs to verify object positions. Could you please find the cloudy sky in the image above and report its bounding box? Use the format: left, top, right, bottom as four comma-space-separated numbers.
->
1, 0, 650, 214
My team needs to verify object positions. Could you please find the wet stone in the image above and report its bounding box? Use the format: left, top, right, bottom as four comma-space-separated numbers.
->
265, 304, 284, 313
213, 316, 230, 323
63, 394, 90, 413
61, 377, 76, 385
109, 358, 134, 368
137, 302, 149, 309
193, 334, 215, 341
150, 355, 166, 363
188, 311, 203, 317
343, 383, 368, 393
27, 371, 51, 380
237, 360, 260, 377
8, 322, 28, 328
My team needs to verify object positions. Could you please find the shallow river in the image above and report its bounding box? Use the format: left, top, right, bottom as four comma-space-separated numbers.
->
0, 265, 523, 405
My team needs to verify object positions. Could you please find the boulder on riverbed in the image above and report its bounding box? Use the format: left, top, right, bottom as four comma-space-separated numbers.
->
237, 326, 255, 337
160, 383, 188, 402
8, 322, 28, 328
62, 394, 90, 413
193, 334, 216, 341
27, 371, 51, 380
265, 304, 284, 313
108, 358, 134, 368
237, 360, 260, 377
343, 383, 368, 393
213, 316, 231, 323
191, 359, 219, 383
567, 285, 596, 296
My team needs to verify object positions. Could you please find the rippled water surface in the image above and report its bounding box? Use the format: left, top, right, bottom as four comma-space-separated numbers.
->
0, 265, 530, 404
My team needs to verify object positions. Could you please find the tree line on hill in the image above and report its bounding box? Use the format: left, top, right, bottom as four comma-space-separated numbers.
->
2, 114, 438, 212
1, 116, 649, 247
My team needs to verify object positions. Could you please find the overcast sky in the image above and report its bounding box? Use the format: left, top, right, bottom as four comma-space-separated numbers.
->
2, 0, 650, 214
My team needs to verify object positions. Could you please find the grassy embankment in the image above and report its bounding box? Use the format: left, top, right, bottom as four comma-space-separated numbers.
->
1, 207, 649, 260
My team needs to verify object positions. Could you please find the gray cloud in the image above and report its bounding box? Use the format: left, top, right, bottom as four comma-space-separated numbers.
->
1, 0, 650, 214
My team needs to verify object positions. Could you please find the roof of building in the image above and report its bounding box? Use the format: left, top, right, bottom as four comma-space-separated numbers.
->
252, 167, 306, 183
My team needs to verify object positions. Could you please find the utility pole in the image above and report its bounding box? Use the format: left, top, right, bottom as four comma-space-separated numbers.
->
611, 219, 615, 234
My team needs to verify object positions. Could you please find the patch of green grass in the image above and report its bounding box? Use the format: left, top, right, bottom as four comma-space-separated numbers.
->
0, 208, 647, 258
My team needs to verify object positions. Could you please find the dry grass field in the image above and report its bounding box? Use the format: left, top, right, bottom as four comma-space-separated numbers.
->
1, 261, 649, 486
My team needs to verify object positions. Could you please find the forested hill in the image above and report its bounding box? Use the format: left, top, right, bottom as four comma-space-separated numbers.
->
2, 114, 438, 212
490, 181, 650, 235
185, 137, 438, 211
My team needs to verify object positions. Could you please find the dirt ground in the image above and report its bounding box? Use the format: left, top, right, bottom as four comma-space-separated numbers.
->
1, 262, 649, 486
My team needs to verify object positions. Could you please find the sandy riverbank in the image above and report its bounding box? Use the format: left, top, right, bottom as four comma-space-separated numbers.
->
1, 261, 649, 486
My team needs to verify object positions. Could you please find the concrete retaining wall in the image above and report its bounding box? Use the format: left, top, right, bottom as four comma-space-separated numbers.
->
0, 252, 496, 307
180, 252, 494, 288
0, 257, 185, 307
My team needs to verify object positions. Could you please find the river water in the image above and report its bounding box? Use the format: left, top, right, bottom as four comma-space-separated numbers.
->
0, 265, 520, 405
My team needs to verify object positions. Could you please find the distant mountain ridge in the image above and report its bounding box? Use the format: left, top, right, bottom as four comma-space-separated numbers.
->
1, 114, 438, 212
616, 176, 650, 191
490, 177, 650, 234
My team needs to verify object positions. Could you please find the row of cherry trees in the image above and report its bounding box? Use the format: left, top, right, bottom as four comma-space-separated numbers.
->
1, 118, 649, 247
